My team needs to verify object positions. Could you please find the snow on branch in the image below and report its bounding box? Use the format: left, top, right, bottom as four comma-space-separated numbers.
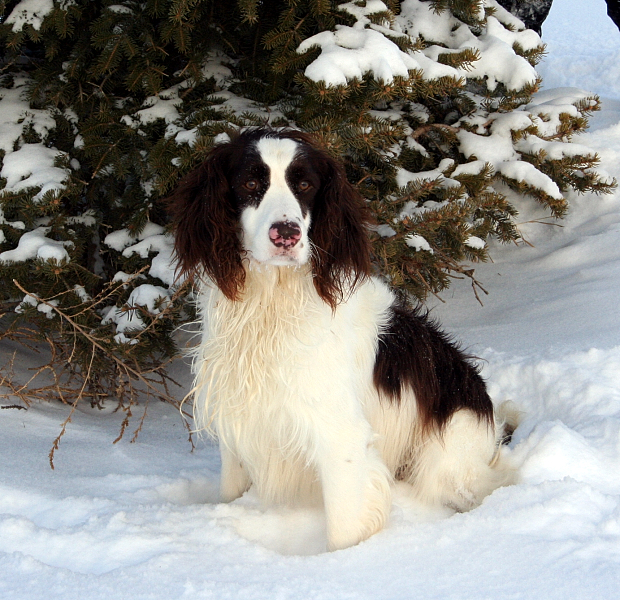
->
5, 0, 55, 32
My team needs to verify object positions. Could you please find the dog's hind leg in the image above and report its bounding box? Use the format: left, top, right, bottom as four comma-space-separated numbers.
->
409, 409, 516, 511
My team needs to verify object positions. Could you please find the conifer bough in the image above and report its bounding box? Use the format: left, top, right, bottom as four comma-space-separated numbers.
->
0, 0, 614, 409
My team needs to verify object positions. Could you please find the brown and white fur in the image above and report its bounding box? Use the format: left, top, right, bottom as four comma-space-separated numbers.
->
168, 128, 516, 551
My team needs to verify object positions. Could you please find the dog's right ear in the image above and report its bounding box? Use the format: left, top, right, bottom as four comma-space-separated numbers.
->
167, 143, 245, 300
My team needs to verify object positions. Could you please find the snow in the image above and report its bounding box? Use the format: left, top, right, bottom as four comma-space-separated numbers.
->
101, 223, 178, 340
524, 88, 597, 138
5, 0, 55, 31
0, 144, 69, 202
464, 236, 485, 250
121, 232, 172, 261
537, 0, 620, 98
103, 222, 165, 252
299, 27, 421, 87
298, 1, 460, 86
452, 160, 486, 177
458, 127, 519, 162
102, 223, 179, 319
297, 0, 542, 92
396, 159, 459, 189
102, 283, 171, 344
121, 89, 183, 128
148, 244, 178, 287
405, 234, 433, 253
396, 0, 540, 91
497, 159, 564, 199
3, 1, 620, 598
514, 135, 594, 160
456, 16, 539, 91
0, 226, 72, 264
0, 78, 56, 153
0, 75, 72, 221
456, 86, 601, 199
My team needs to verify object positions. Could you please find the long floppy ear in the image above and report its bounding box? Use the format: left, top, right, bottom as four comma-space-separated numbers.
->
308, 152, 372, 309
167, 143, 245, 300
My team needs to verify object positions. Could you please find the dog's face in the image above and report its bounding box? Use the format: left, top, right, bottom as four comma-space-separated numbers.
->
169, 129, 371, 307
231, 137, 321, 267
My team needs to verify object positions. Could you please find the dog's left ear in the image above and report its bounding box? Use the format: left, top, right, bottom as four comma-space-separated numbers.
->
309, 153, 372, 309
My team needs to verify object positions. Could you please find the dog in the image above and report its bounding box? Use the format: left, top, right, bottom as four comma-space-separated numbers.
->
169, 128, 516, 551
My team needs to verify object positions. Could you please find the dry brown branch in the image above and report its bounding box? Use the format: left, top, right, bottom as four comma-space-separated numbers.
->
514, 218, 564, 248
1, 279, 196, 466
13, 279, 173, 400
410, 123, 460, 140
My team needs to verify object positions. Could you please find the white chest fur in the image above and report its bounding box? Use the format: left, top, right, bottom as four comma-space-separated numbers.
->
192, 266, 393, 509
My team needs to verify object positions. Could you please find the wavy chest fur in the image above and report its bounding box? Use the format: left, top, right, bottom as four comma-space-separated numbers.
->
192, 266, 392, 504
192, 267, 335, 502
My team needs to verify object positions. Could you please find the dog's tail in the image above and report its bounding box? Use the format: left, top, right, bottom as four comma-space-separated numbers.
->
488, 401, 522, 487
495, 400, 523, 446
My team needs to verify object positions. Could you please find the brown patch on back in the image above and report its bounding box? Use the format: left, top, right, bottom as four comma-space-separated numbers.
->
373, 298, 494, 434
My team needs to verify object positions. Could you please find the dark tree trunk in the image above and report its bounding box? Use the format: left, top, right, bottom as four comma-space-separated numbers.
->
606, 0, 620, 31
496, 0, 553, 35
498, 0, 620, 36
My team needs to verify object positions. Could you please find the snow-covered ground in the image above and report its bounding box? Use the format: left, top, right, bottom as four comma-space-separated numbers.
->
3, 1, 620, 598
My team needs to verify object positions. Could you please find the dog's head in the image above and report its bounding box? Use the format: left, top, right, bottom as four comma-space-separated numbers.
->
168, 129, 371, 308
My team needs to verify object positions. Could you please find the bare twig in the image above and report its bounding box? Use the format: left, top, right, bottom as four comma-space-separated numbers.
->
3, 279, 195, 465
410, 123, 460, 140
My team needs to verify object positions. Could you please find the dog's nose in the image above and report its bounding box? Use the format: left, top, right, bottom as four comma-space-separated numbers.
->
269, 221, 302, 248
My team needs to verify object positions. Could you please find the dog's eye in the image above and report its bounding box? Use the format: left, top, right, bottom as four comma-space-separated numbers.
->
298, 181, 312, 192
244, 179, 259, 191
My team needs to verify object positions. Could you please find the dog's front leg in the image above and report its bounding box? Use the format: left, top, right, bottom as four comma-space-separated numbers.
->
219, 442, 251, 502
315, 421, 392, 551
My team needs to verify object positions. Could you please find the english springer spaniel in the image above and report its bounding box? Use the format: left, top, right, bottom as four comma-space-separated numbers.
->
169, 129, 516, 551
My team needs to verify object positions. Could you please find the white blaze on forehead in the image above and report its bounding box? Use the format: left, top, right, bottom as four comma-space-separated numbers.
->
255, 136, 299, 174
252, 137, 303, 215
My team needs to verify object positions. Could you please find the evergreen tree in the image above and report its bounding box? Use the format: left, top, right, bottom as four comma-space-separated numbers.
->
0, 0, 614, 411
